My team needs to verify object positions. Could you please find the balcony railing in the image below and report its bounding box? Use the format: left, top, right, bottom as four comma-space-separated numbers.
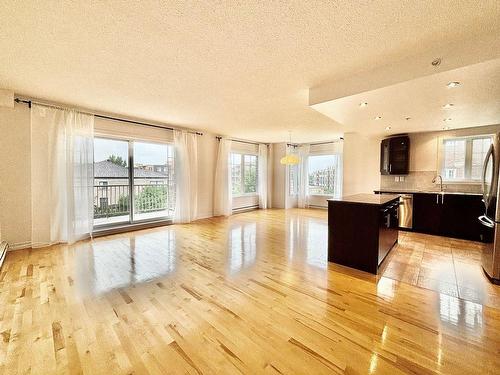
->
94, 184, 175, 219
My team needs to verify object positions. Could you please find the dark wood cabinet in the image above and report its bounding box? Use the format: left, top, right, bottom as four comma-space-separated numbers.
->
380, 136, 410, 175
413, 193, 443, 235
328, 195, 399, 274
412, 192, 483, 241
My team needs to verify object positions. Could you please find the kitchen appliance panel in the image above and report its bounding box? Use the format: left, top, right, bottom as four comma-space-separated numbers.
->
480, 132, 500, 283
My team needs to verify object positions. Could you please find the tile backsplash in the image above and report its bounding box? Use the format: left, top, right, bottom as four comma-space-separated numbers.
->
380, 171, 483, 193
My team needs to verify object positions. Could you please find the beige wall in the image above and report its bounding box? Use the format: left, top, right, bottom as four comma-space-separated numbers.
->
0, 103, 218, 248
0, 103, 32, 249
271, 143, 287, 208
342, 132, 381, 196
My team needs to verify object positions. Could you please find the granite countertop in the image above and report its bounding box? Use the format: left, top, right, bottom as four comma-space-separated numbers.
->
328, 193, 400, 206
374, 189, 482, 196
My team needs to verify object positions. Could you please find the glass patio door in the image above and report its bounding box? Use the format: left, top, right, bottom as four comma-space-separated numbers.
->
93, 138, 131, 226
133, 141, 175, 221
93, 137, 174, 228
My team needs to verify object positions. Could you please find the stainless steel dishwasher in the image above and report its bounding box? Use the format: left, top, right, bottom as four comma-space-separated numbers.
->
398, 194, 413, 229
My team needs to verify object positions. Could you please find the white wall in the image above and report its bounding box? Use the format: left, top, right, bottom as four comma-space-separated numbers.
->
0, 103, 32, 249
342, 132, 381, 196
0, 103, 217, 248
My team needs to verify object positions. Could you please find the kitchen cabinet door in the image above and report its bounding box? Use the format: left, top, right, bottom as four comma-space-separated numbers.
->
380, 136, 409, 175
440, 194, 483, 241
413, 193, 443, 235
389, 137, 409, 174
380, 139, 390, 175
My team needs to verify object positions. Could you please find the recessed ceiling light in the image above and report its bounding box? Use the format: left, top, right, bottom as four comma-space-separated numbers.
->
359, 102, 368, 108
447, 81, 460, 88
385, 126, 392, 130
442, 103, 454, 109
374, 116, 382, 120
443, 126, 451, 130
405, 116, 411, 121
443, 118, 452, 122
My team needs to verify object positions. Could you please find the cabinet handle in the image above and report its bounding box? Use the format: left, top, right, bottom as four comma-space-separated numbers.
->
389, 164, 392, 172
436, 194, 439, 204
441, 194, 444, 204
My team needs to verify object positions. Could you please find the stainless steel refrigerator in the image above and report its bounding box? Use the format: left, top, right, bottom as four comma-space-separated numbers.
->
479, 133, 500, 284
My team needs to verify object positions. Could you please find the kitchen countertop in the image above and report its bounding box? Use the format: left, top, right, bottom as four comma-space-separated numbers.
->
328, 193, 400, 206
374, 189, 482, 196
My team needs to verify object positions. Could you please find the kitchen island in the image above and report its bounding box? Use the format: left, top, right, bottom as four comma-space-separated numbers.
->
328, 194, 399, 274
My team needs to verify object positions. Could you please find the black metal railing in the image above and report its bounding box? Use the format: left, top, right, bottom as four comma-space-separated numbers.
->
93, 183, 175, 219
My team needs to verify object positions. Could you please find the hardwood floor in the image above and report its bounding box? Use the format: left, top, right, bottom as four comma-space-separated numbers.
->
0, 208, 499, 374
381, 231, 500, 309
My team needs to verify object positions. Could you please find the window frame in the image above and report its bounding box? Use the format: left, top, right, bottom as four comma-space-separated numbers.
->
439, 134, 493, 184
230, 152, 259, 197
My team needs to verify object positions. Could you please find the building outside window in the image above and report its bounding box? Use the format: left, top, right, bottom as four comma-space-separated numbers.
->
308, 154, 341, 196
230, 153, 258, 196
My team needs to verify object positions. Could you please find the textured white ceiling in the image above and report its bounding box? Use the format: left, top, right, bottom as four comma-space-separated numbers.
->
1, 1, 500, 142
311, 59, 500, 136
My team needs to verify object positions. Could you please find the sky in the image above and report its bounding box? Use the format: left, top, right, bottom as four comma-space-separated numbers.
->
308, 155, 337, 173
94, 139, 171, 165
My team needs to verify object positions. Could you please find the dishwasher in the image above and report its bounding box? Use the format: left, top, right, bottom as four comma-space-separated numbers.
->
379, 192, 413, 229
398, 194, 413, 229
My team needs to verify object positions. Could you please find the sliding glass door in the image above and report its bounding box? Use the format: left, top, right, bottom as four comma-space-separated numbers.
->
93, 138, 131, 226
133, 141, 175, 221
93, 137, 174, 228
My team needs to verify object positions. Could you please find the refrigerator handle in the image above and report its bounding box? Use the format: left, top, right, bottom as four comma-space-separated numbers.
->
482, 143, 495, 210
478, 215, 495, 228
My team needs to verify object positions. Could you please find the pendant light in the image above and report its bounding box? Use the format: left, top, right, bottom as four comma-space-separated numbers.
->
280, 131, 300, 165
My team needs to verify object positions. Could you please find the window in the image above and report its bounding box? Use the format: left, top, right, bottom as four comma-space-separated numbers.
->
308, 154, 341, 196
441, 135, 492, 182
93, 137, 175, 227
231, 153, 258, 196
289, 164, 298, 196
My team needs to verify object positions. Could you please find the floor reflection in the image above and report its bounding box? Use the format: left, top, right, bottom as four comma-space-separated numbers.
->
287, 214, 327, 268
438, 293, 483, 329
229, 223, 257, 273
75, 230, 176, 295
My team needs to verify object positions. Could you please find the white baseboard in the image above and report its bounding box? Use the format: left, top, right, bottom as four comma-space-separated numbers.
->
7, 241, 32, 251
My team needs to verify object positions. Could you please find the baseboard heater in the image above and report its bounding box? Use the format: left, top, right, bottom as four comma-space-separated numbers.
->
308, 204, 328, 209
0, 241, 8, 269
232, 205, 259, 213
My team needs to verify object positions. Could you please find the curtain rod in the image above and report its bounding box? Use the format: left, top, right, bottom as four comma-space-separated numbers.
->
287, 138, 344, 148
216, 136, 268, 146
14, 98, 203, 136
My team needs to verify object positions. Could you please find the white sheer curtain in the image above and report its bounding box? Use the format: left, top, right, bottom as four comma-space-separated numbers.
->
173, 130, 198, 223
297, 144, 310, 208
266, 144, 273, 208
258, 144, 268, 209
31, 104, 94, 247
213, 138, 232, 216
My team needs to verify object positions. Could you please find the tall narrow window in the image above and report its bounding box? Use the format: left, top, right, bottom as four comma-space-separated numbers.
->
230, 153, 258, 196
289, 164, 298, 196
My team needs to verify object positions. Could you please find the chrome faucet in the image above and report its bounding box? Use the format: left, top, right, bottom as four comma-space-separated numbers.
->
432, 174, 443, 192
